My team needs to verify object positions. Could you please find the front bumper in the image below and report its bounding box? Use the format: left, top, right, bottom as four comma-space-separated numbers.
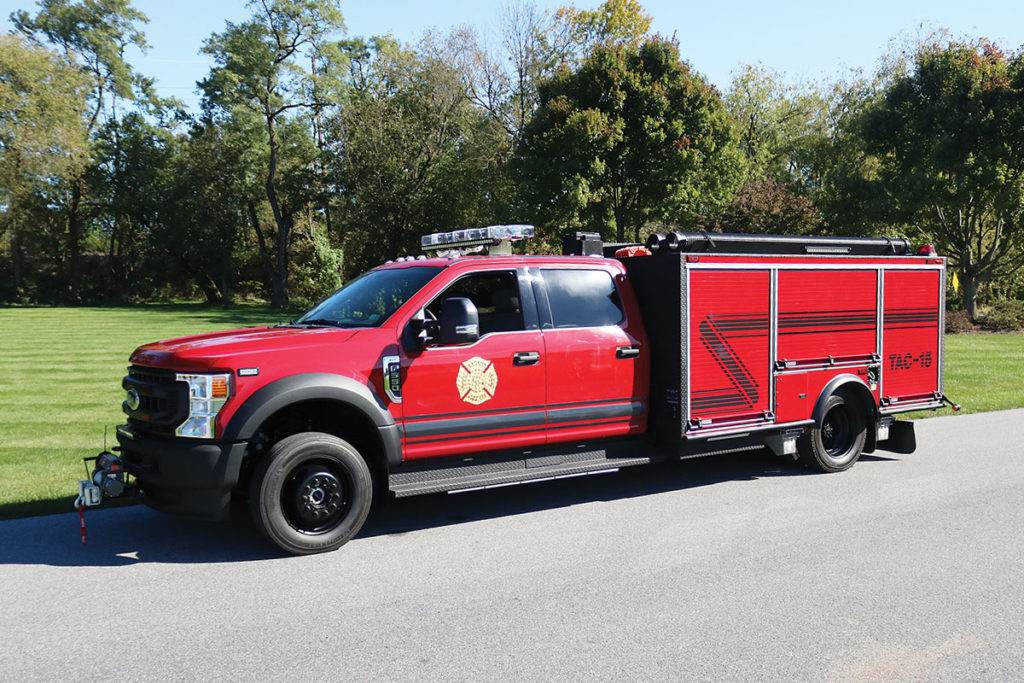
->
116, 425, 248, 520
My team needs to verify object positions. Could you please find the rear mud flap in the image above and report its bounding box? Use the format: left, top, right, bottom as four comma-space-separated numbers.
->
877, 420, 916, 454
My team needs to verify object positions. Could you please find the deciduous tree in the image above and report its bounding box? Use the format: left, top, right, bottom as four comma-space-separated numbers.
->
328, 35, 507, 276
0, 34, 90, 298
12, 0, 156, 300
201, 0, 344, 308
518, 38, 741, 243
861, 39, 1024, 318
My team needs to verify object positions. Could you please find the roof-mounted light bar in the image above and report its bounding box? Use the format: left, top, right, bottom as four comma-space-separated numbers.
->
421, 224, 534, 256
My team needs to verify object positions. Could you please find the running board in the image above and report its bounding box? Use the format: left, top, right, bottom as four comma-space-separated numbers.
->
389, 447, 652, 498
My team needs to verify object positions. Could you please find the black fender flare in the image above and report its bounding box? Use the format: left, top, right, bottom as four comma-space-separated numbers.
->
222, 373, 402, 467
811, 373, 877, 426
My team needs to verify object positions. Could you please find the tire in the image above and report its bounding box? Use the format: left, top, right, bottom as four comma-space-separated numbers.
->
796, 392, 867, 473
249, 432, 373, 555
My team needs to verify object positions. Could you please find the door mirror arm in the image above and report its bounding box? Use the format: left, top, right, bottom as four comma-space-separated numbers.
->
402, 311, 434, 352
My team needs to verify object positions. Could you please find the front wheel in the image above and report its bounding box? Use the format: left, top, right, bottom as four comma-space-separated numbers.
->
249, 432, 373, 555
796, 392, 867, 473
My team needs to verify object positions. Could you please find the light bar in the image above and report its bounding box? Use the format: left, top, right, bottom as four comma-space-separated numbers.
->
421, 224, 534, 250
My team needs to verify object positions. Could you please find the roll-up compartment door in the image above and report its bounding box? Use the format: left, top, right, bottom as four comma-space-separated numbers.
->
688, 269, 771, 426
882, 270, 942, 401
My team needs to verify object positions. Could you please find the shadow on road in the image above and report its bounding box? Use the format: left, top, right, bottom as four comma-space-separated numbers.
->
0, 449, 900, 567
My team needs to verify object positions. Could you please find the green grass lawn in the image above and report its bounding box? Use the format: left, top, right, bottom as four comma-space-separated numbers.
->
0, 304, 290, 519
937, 333, 1024, 415
0, 305, 1021, 520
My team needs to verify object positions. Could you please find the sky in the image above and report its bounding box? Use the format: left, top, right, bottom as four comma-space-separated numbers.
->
2, 0, 1022, 113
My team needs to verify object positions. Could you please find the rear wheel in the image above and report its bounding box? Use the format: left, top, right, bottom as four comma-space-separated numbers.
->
797, 392, 867, 473
249, 432, 372, 555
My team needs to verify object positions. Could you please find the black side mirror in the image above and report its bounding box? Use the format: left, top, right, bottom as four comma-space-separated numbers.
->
438, 297, 479, 345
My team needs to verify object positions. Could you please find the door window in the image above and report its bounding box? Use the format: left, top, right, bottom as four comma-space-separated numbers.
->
426, 270, 525, 338
539, 269, 624, 328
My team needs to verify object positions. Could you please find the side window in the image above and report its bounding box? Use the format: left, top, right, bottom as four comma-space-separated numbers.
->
540, 269, 624, 328
426, 270, 525, 336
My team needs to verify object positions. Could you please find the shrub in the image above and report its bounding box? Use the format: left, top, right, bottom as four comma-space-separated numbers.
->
982, 300, 1024, 332
288, 227, 343, 310
945, 310, 976, 334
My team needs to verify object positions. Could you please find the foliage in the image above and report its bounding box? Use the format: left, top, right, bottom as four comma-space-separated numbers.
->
328, 36, 509, 277
201, 0, 345, 308
944, 310, 976, 334
288, 222, 342, 309
724, 64, 820, 184
553, 0, 652, 62
518, 37, 741, 243
467, 0, 653, 141
698, 177, 819, 235
150, 121, 253, 304
0, 34, 91, 300
980, 300, 1024, 331
10, 0, 158, 123
860, 38, 1024, 318
11, 0, 160, 300
0, 35, 90, 184
3, 1, 1024, 322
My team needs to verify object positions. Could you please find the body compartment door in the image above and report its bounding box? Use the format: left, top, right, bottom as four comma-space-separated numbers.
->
882, 269, 942, 403
687, 269, 772, 428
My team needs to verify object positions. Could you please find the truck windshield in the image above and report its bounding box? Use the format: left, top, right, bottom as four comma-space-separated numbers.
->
297, 266, 443, 328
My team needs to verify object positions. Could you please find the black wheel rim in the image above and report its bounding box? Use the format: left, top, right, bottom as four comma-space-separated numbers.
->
821, 404, 852, 458
281, 459, 353, 534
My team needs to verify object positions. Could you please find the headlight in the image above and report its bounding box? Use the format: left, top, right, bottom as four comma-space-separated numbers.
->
175, 373, 232, 438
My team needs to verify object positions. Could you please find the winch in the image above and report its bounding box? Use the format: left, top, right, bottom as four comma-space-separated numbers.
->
74, 450, 131, 509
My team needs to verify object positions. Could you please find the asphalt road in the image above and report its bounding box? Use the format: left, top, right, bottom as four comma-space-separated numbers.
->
2, 409, 1023, 681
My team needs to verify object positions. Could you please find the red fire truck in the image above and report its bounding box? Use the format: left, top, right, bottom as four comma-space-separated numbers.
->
78, 226, 955, 554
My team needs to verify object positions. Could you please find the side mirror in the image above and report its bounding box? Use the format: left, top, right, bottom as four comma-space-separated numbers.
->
438, 297, 479, 345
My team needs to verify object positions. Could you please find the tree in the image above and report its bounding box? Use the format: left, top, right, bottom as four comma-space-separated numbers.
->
861, 39, 1024, 318
724, 64, 821, 183
88, 113, 174, 300
12, 0, 156, 300
699, 177, 819, 235
328, 35, 508, 277
517, 38, 741, 243
153, 122, 254, 304
466, 0, 653, 140
0, 34, 90, 298
553, 0, 652, 61
201, 0, 344, 308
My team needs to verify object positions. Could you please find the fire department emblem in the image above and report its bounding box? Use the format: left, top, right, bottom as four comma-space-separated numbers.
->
456, 356, 498, 405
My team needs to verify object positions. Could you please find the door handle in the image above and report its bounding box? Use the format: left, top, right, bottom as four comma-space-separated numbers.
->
513, 351, 541, 366
616, 345, 640, 359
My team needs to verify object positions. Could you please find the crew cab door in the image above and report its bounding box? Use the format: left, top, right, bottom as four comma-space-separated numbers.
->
398, 268, 547, 460
534, 267, 648, 444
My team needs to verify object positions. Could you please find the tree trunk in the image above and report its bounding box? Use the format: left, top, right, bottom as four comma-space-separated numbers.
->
10, 217, 23, 298
67, 179, 84, 303
962, 271, 979, 321
247, 199, 275, 301
264, 114, 290, 310
198, 279, 223, 305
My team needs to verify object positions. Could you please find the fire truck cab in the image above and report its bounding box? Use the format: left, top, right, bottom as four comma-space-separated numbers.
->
86, 227, 953, 554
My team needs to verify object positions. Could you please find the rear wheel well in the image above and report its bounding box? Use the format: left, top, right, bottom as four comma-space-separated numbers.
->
826, 381, 879, 451
236, 399, 388, 499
